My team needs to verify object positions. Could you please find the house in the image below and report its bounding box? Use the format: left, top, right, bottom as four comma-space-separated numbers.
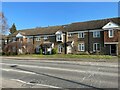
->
4, 17, 120, 55
0, 34, 8, 54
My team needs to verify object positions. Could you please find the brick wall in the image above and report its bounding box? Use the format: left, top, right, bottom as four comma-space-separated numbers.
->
104, 30, 118, 42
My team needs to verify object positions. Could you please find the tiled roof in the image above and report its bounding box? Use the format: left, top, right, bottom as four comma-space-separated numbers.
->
1, 35, 7, 39
65, 17, 120, 32
10, 17, 120, 37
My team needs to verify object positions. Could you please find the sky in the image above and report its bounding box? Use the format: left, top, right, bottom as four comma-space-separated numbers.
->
2, 2, 118, 31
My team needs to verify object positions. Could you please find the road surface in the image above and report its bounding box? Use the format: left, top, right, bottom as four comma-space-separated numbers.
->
0, 57, 119, 89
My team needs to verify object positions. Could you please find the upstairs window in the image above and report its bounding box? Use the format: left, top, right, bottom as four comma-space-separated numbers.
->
36, 37, 41, 41
78, 32, 84, 38
56, 31, 63, 42
43, 36, 48, 40
57, 34, 62, 41
93, 31, 100, 38
68, 33, 72, 37
109, 29, 114, 38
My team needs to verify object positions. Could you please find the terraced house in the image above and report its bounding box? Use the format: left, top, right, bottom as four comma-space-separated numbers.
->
4, 17, 120, 55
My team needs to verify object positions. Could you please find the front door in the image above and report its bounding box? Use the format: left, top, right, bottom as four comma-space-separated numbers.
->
42, 48, 47, 55
110, 44, 116, 55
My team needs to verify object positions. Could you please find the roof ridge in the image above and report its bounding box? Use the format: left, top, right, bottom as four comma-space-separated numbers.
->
71, 17, 120, 24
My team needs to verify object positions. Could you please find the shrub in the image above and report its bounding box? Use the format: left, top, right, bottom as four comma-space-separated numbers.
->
10, 52, 17, 56
52, 48, 57, 54
39, 49, 42, 55
76, 51, 89, 55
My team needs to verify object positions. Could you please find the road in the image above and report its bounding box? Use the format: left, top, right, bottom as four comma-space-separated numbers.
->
0, 57, 119, 89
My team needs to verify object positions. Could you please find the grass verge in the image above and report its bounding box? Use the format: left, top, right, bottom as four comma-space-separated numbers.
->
15, 54, 117, 59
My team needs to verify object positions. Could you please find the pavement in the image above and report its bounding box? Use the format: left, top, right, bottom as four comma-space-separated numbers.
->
1, 56, 118, 62
0, 56, 119, 89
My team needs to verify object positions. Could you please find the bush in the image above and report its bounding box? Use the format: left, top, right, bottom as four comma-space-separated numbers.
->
39, 48, 42, 55
92, 51, 104, 55
76, 51, 89, 55
52, 48, 57, 54
10, 52, 17, 55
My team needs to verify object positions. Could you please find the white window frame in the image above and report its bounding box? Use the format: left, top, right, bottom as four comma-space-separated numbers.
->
43, 36, 48, 40
78, 43, 85, 51
5, 40, 7, 44
27, 38, 30, 42
109, 29, 114, 38
58, 45, 63, 53
68, 33, 72, 37
93, 31, 100, 38
93, 43, 101, 52
12, 47, 16, 52
36, 37, 41, 41
56, 31, 63, 42
12, 38, 16, 42
56, 34, 63, 41
78, 32, 84, 38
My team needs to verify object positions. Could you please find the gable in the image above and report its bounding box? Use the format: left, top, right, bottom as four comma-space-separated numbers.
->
55, 31, 63, 35
16, 33, 23, 37
102, 21, 119, 30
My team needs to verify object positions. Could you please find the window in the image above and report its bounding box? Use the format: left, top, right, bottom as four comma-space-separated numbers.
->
12, 47, 16, 52
56, 34, 62, 41
27, 38, 30, 42
36, 46, 40, 53
5, 40, 7, 44
93, 43, 100, 52
78, 32, 84, 38
43, 36, 48, 40
58, 45, 63, 53
78, 43, 85, 51
56, 31, 63, 42
109, 29, 114, 38
93, 31, 100, 38
27, 36, 33, 42
12, 38, 16, 42
68, 33, 72, 37
36, 37, 41, 41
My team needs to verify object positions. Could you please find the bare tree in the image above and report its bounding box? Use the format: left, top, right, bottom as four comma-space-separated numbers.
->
0, 12, 9, 34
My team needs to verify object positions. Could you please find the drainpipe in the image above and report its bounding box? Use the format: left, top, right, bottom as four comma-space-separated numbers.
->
33, 36, 35, 53
7, 37, 9, 44
64, 32, 67, 54
88, 30, 90, 53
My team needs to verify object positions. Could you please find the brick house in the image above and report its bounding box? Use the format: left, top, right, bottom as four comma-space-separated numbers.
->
4, 17, 120, 55
0, 34, 8, 53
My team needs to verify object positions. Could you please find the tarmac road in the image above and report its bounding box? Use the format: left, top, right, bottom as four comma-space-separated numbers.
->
0, 57, 119, 89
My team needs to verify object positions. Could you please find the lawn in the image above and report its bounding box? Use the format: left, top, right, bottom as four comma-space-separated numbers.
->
16, 54, 117, 59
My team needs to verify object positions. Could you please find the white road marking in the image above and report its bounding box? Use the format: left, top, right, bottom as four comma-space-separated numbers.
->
1, 58, 118, 67
1, 68, 38, 75
11, 79, 61, 88
1, 63, 118, 77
